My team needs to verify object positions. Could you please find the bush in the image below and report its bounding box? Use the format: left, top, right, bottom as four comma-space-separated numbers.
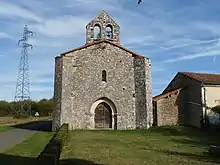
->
211, 105, 220, 115
209, 145, 220, 156
0, 100, 12, 116
54, 124, 69, 148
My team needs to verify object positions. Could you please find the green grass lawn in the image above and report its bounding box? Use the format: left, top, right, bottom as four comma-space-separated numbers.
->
0, 126, 13, 132
0, 131, 55, 165
60, 126, 220, 165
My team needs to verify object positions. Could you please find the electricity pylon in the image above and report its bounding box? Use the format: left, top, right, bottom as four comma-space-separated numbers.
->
14, 25, 33, 117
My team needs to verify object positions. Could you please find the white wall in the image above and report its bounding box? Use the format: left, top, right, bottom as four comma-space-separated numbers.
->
203, 85, 220, 124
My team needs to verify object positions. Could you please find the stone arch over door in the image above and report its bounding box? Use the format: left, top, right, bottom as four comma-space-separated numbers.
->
90, 97, 117, 130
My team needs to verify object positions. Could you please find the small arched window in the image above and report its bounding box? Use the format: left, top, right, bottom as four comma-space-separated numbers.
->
94, 24, 101, 40
106, 25, 113, 39
102, 70, 107, 82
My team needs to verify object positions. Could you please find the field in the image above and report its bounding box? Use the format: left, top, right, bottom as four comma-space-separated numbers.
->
0, 116, 52, 126
60, 126, 220, 165
0, 116, 52, 132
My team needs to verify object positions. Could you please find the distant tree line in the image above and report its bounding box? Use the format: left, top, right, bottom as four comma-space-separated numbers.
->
0, 98, 53, 117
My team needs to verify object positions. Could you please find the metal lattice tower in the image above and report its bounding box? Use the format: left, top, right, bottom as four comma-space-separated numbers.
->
14, 25, 33, 116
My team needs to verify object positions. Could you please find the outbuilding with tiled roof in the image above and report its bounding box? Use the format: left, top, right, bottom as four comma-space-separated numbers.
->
153, 72, 220, 129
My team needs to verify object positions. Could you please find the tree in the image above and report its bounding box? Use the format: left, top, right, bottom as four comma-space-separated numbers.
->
211, 105, 220, 124
37, 98, 53, 116
0, 98, 54, 117
0, 101, 11, 116
211, 105, 220, 115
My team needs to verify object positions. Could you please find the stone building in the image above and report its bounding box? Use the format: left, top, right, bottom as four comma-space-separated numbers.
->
153, 72, 220, 128
52, 10, 153, 130
153, 88, 181, 127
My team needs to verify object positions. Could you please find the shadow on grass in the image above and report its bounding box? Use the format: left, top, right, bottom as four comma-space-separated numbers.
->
60, 159, 105, 165
149, 148, 220, 164
148, 126, 220, 164
149, 125, 220, 136
0, 154, 103, 165
11, 120, 52, 132
171, 138, 219, 148
150, 126, 220, 144
149, 126, 202, 137
0, 154, 34, 165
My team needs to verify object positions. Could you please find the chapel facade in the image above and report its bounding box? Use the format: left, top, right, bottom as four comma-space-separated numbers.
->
52, 10, 153, 130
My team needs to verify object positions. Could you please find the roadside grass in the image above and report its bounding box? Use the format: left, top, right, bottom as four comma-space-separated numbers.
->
0, 131, 55, 165
60, 126, 220, 165
0, 126, 13, 132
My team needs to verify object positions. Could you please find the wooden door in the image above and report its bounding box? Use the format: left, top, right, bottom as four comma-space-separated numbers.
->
95, 102, 112, 129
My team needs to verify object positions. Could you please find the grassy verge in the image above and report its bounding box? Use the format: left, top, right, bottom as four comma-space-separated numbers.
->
0, 131, 55, 165
60, 126, 220, 165
0, 126, 13, 132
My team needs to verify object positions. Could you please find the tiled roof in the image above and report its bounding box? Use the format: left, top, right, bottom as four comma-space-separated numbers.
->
179, 72, 220, 84
153, 88, 181, 101
58, 39, 145, 58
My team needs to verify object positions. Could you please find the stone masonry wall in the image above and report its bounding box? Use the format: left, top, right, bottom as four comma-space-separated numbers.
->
145, 59, 153, 128
61, 42, 137, 130
52, 57, 63, 131
86, 11, 120, 44
162, 73, 203, 128
134, 57, 153, 129
156, 92, 180, 126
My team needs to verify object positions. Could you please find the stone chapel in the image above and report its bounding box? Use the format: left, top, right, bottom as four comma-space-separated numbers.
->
52, 10, 153, 130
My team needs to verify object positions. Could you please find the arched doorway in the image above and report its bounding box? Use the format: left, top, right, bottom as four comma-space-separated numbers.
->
90, 97, 117, 130
95, 102, 112, 129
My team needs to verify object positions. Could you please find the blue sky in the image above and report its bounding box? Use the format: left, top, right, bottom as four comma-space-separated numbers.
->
0, 0, 220, 101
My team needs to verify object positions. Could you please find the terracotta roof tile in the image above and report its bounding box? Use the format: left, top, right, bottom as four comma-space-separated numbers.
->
179, 72, 220, 84
153, 88, 181, 101
59, 39, 145, 58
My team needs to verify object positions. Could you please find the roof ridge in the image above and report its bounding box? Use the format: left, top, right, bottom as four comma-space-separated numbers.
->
153, 88, 182, 101
179, 71, 220, 84
59, 39, 146, 58
86, 10, 118, 27
179, 71, 220, 75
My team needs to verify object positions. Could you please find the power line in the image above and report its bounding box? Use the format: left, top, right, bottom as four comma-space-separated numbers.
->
14, 25, 33, 117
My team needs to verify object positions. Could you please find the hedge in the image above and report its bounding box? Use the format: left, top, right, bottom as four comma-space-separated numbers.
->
209, 145, 220, 156
36, 123, 69, 165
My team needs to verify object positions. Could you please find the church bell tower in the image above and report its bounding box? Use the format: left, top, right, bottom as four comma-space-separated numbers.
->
86, 10, 120, 44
